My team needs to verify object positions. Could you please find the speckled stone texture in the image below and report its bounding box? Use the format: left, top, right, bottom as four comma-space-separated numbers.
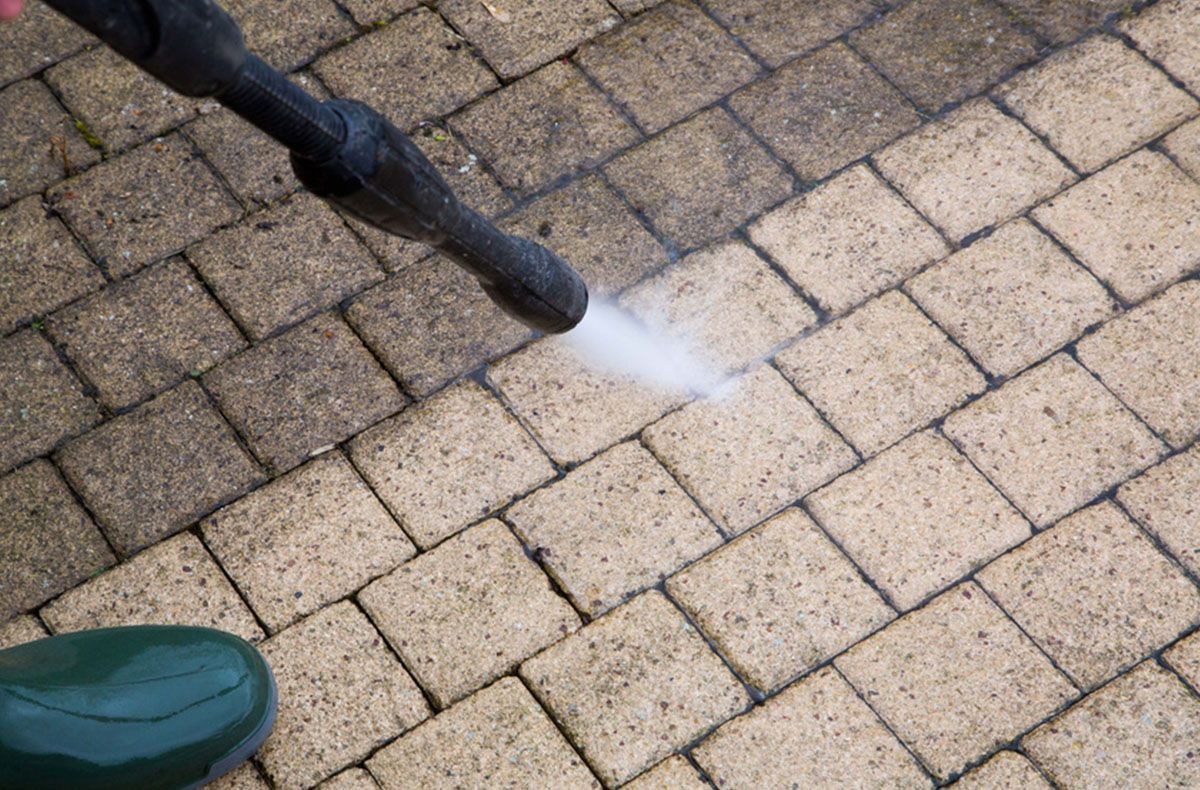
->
0, 0, 92, 86
1121, 0, 1200, 92
208, 763, 269, 790
1165, 630, 1200, 689
0, 79, 99, 206
0, 616, 48, 651
1164, 117, 1200, 180
1119, 445, 1200, 578
622, 755, 707, 790
315, 768, 379, 790
337, 0, 417, 26
1001, 0, 1128, 43
220, 0, 354, 72
954, 751, 1051, 789
705, 0, 880, 67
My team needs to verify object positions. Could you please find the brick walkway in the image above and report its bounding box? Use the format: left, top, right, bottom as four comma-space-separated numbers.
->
3, 0, 1200, 787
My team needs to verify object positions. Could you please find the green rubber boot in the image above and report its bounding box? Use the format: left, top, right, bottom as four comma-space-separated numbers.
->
0, 625, 276, 790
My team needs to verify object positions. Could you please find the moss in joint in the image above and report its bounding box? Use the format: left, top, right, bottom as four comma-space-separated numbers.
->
73, 118, 104, 150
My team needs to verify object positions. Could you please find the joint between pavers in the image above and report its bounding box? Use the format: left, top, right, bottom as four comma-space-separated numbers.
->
1064, 344, 1175, 452
1108, 491, 1200, 596
344, 593, 444, 714
507, 671, 607, 787
987, 93, 1083, 180
495, 513, 592, 625
766, 357, 865, 464
188, 524, 274, 641
659, 580, 763, 706
686, 0, 772, 73
974, 581, 1085, 694
1107, 19, 1200, 107
796, 498, 902, 615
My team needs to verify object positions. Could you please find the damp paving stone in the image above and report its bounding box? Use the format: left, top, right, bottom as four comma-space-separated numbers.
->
204, 313, 405, 474
520, 591, 750, 786
337, 0, 418, 26
45, 47, 210, 155
1001, 0, 1129, 43
207, 764, 270, 790
605, 107, 792, 251
313, 9, 497, 133
0, 195, 103, 335
835, 583, 1077, 782
908, 218, 1116, 378
943, 354, 1165, 528
55, 380, 264, 555
997, 36, 1198, 174
358, 519, 580, 707
201, 451, 415, 634
1164, 116, 1200, 180
748, 164, 949, 316
1024, 661, 1200, 788
875, 99, 1075, 242
189, 193, 384, 341
39, 532, 264, 642
704, 0, 881, 67
978, 501, 1200, 690
849, 0, 1038, 113
953, 751, 1051, 789
1119, 445, 1200, 578
258, 602, 430, 790
807, 430, 1030, 611
620, 241, 816, 374
0, 616, 48, 651
1165, 630, 1200, 689
622, 756, 707, 790
46, 134, 241, 279
730, 42, 920, 182
0, 0, 92, 86
576, 0, 760, 134
0, 459, 113, 621
642, 365, 856, 535
777, 291, 986, 457
1077, 281, 1200, 448
348, 380, 554, 548
220, 0, 355, 71
47, 258, 246, 411
0, 330, 101, 473
366, 677, 599, 790
667, 508, 894, 692
1032, 150, 1200, 303
691, 666, 929, 788
608, 0, 667, 13
451, 62, 639, 197
507, 441, 722, 617
0, 79, 99, 207
1121, 0, 1200, 92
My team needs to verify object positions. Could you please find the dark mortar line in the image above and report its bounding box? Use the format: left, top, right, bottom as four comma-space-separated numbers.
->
986, 0, 1053, 49
471, 366, 567, 476
336, 439, 427, 552
176, 123, 255, 217
34, 324, 112, 422
177, 250, 255, 348
635, 432, 733, 543
592, 168, 684, 263
495, 513, 592, 625
337, 303, 421, 403
187, 524, 275, 641
765, 357, 866, 466
861, 157, 957, 250
718, 98, 809, 194
974, 581, 1086, 695
933, 423, 1042, 530
658, 581, 764, 704
680, 751, 720, 788
898, 283, 999, 386
571, 54, 651, 140
987, 94, 1083, 180
424, 3, 510, 89
191, 374, 274, 480
1063, 343, 1175, 450
685, 0, 773, 73
1108, 21, 1200, 107
344, 593, 443, 713
1108, 494, 1200, 595
508, 671, 610, 788
796, 498, 903, 613
1159, 653, 1200, 705
1015, 743, 1065, 790
43, 453, 124, 576
1023, 213, 1133, 311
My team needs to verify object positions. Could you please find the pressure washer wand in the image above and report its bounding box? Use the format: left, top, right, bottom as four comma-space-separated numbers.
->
41, 0, 589, 334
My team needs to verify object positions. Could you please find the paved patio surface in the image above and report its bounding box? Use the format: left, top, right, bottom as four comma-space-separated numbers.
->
3, 0, 1200, 786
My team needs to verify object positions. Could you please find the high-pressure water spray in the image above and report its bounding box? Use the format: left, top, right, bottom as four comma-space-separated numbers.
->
42, 0, 589, 334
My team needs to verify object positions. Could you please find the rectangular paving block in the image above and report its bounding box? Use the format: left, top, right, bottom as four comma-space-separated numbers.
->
507, 441, 722, 616
0, 459, 113, 620
576, 0, 759, 134
1121, 0, 1200, 92
204, 314, 405, 473
201, 451, 415, 633
777, 291, 986, 456
316, 768, 377, 790
807, 430, 1030, 611
1165, 630, 1200, 690
730, 42, 920, 182
875, 99, 1074, 242
338, 0, 418, 26
749, 164, 949, 316
348, 380, 554, 548
0, 615, 47, 651
836, 583, 1077, 781
521, 591, 750, 785
40, 531, 263, 642
1119, 445, 1200, 578
1001, 0, 1128, 43
692, 666, 929, 788
0, 79, 99, 206
0, 0, 92, 86
954, 751, 1051, 789
48, 258, 246, 410
943, 354, 1165, 527
1164, 116, 1200, 180
358, 519, 580, 707
705, 0, 879, 67
221, 0, 354, 71
997, 35, 1198, 173
1033, 151, 1200, 303
668, 508, 894, 692
908, 218, 1116, 378
1077, 281, 1200, 448
622, 756, 706, 790
209, 764, 269, 790
55, 380, 264, 555
366, 677, 598, 790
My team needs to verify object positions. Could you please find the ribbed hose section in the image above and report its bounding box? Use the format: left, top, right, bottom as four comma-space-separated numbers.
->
217, 54, 344, 162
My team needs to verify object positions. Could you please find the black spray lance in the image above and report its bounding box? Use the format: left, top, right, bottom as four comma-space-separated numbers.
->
40, 0, 589, 334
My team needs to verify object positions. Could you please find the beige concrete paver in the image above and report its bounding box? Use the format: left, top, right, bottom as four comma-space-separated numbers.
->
258, 602, 430, 789
749, 164, 949, 316
0, 79, 99, 206
316, 768, 378, 790
0, 616, 47, 651
952, 751, 1050, 789
338, 0, 417, 26
908, 218, 1116, 378
979, 501, 1200, 689
997, 35, 1198, 173
692, 666, 930, 788
201, 451, 415, 633
622, 755, 707, 790
1077, 281, 1200, 448
40, 532, 263, 642
55, 380, 264, 555
1032, 150, 1200, 303
0, 459, 113, 620
875, 99, 1074, 242
349, 381, 554, 548
207, 764, 269, 790
777, 291, 986, 456
1024, 661, 1200, 789
521, 591, 750, 786
48, 258, 245, 410
808, 430, 1030, 611
643, 365, 857, 535
0, 1, 92, 85
367, 677, 598, 790
1164, 116, 1200, 180
942, 354, 1165, 527
221, 0, 354, 72
1121, 0, 1200, 91
668, 508, 894, 692
705, 0, 879, 67
1001, 0, 1128, 44
185, 107, 296, 208
1165, 630, 1200, 689
507, 441, 722, 616
836, 583, 1077, 781
1119, 445, 1200, 578
358, 519, 580, 707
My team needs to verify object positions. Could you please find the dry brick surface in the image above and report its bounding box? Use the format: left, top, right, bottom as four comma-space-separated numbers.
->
4, 0, 1200, 786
